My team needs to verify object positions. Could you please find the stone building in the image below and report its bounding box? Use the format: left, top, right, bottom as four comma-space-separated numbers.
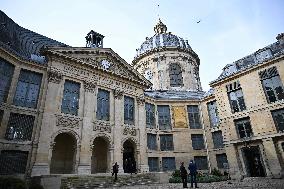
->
0, 10, 283, 179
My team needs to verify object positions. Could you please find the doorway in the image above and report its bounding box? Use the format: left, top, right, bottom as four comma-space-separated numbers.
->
50, 133, 76, 174
123, 140, 136, 173
242, 146, 266, 177
91, 137, 109, 173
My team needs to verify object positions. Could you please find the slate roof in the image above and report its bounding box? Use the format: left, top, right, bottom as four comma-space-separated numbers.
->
0, 10, 68, 64
145, 90, 205, 100
210, 37, 284, 84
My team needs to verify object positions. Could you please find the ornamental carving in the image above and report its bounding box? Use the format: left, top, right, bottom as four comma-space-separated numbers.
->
137, 96, 145, 105
123, 126, 137, 136
84, 81, 96, 93
93, 120, 112, 133
113, 89, 123, 99
56, 114, 82, 129
48, 69, 62, 84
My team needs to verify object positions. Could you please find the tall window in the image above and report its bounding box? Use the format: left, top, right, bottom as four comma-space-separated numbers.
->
169, 63, 183, 87
147, 133, 157, 150
212, 131, 224, 149
157, 105, 171, 130
145, 103, 155, 128
148, 157, 159, 172
234, 118, 253, 138
0, 110, 3, 125
216, 153, 228, 169
13, 70, 42, 108
271, 108, 284, 132
5, 113, 35, 141
160, 134, 174, 151
61, 80, 80, 116
207, 101, 219, 127
96, 89, 110, 121
226, 81, 246, 113
0, 59, 14, 103
162, 157, 176, 171
259, 66, 284, 103
191, 134, 205, 150
194, 156, 208, 170
124, 96, 134, 125
187, 105, 201, 129
0, 150, 28, 174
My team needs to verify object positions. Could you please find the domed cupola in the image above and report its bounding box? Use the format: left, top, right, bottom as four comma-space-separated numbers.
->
133, 19, 202, 92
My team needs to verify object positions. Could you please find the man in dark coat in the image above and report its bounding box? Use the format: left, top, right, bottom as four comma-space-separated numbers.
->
180, 162, 188, 188
112, 162, 119, 182
188, 160, 198, 188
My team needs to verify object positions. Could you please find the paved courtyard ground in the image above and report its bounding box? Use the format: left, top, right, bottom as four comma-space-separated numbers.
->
109, 178, 284, 189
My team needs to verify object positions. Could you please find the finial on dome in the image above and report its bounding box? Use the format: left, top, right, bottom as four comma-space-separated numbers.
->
154, 18, 167, 34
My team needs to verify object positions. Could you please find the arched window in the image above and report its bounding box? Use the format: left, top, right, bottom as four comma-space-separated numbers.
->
169, 63, 183, 87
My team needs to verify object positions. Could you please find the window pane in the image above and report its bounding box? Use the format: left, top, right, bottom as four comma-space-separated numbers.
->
272, 109, 284, 132
147, 134, 157, 150
212, 131, 224, 149
228, 89, 246, 113
148, 157, 159, 172
188, 105, 201, 129
216, 154, 228, 169
0, 150, 28, 175
158, 105, 171, 130
14, 70, 42, 108
61, 80, 80, 116
124, 96, 134, 124
96, 89, 110, 121
194, 156, 208, 170
162, 157, 176, 171
0, 59, 15, 103
235, 118, 253, 138
191, 134, 205, 150
169, 63, 183, 87
207, 101, 219, 127
5, 113, 35, 141
160, 135, 174, 151
145, 103, 155, 128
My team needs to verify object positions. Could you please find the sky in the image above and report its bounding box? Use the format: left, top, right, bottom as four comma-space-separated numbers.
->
1, 0, 284, 90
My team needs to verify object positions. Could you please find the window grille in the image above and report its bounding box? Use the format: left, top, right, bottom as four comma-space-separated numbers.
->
160, 134, 174, 151
271, 108, 284, 132
124, 96, 134, 124
147, 133, 157, 150
207, 101, 219, 127
187, 105, 201, 129
162, 157, 176, 171
13, 69, 42, 108
194, 156, 208, 170
61, 80, 80, 116
148, 157, 159, 172
259, 67, 284, 103
212, 131, 224, 149
216, 153, 228, 169
191, 134, 205, 150
5, 113, 35, 141
0, 150, 28, 174
169, 63, 183, 87
157, 105, 171, 130
0, 58, 15, 103
96, 89, 110, 121
145, 103, 155, 128
234, 118, 253, 138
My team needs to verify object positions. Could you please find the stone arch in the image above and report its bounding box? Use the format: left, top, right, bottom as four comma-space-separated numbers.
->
50, 129, 80, 148
50, 130, 79, 174
122, 137, 139, 173
169, 63, 183, 87
90, 133, 112, 173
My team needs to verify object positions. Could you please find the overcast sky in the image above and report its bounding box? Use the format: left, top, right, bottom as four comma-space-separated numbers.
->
1, 0, 284, 90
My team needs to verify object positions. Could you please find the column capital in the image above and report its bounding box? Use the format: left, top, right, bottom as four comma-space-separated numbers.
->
48, 69, 62, 84
113, 88, 123, 99
137, 95, 145, 106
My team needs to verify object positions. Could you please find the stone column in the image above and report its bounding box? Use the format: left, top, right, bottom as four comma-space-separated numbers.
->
261, 138, 282, 178
113, 89, 124, 172
78, 81, 96, 174
225, 144, 243, 180
32, 69, 63, 176
137, 95, 149, 173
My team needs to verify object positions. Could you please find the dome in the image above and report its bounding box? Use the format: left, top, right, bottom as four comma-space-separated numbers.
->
135, 19, 192, 59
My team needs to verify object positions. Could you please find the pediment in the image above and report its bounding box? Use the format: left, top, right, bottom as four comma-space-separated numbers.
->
43, 47, 152, 88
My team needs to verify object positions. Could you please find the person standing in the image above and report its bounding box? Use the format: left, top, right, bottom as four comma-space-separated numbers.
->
188, 160, 198, 188
180, 162, 188, 188
112, 162, 119, 182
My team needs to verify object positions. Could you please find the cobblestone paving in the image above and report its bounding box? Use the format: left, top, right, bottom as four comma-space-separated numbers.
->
107, 178, 284, 189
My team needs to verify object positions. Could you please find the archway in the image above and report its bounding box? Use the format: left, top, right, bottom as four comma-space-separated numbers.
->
91, 137, 109, 173
50, 133, 76, 174
123, 140, 137, 173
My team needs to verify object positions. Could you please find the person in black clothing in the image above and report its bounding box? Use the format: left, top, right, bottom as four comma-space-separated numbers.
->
112, 162, 119, 182
180, 162, 188, 188
188, 160, 198, 188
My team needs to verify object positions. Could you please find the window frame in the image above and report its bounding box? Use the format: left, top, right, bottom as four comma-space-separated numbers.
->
212, 131, 224, 149
145, 103, 155, 128
160, 134, 174, 151
0, 58, 15, 103
169, 63, 183, 87
187, 105, 202, 129
157, 105, 171, 130
271, 108, 284, 132
207, 101, 219, 128
96, 89, 110, 121
124, 96, 135, 125
61, 80, 81, 116
191, 134, 205, 150
234, 118, 253, 139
